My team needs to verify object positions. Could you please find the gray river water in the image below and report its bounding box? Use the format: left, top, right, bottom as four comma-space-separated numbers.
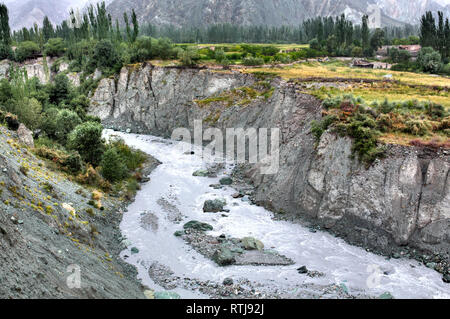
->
105, 130, 449, 299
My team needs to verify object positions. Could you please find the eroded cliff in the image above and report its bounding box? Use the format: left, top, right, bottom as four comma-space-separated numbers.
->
88, 63, 449, 260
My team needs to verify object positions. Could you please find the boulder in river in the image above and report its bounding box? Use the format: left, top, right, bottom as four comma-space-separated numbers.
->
241, 237, 264, 251
193, 170, 209, 177
443, 274, 450, 283
297, 266, 308, 274
223, 278, 234, 286
183, 220, 213, 232
219, 177, 233, 185
212, 247, 236, 266
203, 199, 227, 213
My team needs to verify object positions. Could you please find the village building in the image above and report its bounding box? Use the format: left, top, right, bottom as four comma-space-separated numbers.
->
376, 44, 422, 59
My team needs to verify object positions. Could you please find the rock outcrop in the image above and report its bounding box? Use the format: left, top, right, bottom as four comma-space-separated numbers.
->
88, 63, 450, 258
0, 58, 80, 86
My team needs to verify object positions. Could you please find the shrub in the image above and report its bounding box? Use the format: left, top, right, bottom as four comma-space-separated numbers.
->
92, 39, 121, 71
68, 121, 104, 165
100, 148, 128, 182
49, 74, 70, 105
55, 109, 82, 144
0, 44, 13, 60
44, 38, 66, 57
65, 152, 83, 173
403, 119, 431, 136
11, 97, 42, 130
376, 114, 393, 132
337, 112, 383, 165
311, 115, 337, 141
417, 47, 442, 74
76, 165, 111, 191
108, 138, 147, 171
442, 63, 450, 75
41, 107, 60, 137
178, 47, 199, 66
14, 41, 41, 62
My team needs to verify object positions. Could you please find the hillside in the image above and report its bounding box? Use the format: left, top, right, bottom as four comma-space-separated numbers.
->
106, 0, 450, 27
0, 117, 159, 298
4, 0, 450, 30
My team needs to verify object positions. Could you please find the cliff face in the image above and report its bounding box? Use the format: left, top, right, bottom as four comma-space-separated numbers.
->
0, 59, 80, 86
88, 64, 450, 258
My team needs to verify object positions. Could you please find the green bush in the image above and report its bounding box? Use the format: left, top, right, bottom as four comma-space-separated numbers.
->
417, 47, 442, 74
55, 109, 82, 144
242, 57, 264, 66
65, 151, 83, 173
68, 121, 104, 165
336, 112, 383, 165
49, 74, 70, 106
0, 44, 13, 60
442, 63, 450, 75
8, 97, 43, 130
100, 148, 128, 182
92, 39, 122, 72
44, 38, 66, 57
14, 41, 41, 62
311, 115, 337, 141
178, 47, 199, 66
108, 138, 147, 171
403, 119, 431, 136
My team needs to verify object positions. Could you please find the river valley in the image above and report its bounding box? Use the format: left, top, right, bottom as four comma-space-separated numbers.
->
107, 130, 450, 299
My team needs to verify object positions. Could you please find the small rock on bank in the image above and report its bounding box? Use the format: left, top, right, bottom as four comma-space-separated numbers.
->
203, 199, 227, 213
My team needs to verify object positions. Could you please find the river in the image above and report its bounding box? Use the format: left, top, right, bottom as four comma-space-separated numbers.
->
105, 130, 449, 299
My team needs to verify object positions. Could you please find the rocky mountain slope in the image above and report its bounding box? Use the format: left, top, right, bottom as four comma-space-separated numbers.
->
3, 0, 97, 30
4, 0, 449, 30
88, 63, 449, 262
106, 0, 449, 27
0, 118, 159, 298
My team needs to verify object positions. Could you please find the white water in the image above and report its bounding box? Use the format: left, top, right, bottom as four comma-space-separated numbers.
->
106, 130, 449, 299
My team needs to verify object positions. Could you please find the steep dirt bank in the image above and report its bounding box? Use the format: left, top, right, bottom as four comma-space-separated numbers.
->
0, 125, 160, 298
87, 63, 449, 265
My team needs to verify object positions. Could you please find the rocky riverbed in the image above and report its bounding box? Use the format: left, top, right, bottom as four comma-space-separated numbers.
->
108, 130, 450, 299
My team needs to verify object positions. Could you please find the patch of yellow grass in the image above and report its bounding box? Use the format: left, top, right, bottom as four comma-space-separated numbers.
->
244, 62, 450, 88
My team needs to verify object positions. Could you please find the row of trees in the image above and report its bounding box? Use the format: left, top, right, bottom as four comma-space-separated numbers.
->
13, 3, 139, 45
420, 11, 450, 60
140, 18, 417, 47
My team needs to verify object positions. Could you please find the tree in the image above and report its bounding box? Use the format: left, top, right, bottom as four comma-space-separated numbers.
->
417, 47, 442, 73
0, 43, 12, 59
361, 15, 370, 53
42, 16, 54, 41
68, 121, 104, 165
49, 74, 70, 105
0, 4, 11, 46
131, 9, 139, 43
44, 38, 66, 57
178, 47, 199, 66
11, 97, 42, 130
100, 148, 127, 182
55, 109, 82, 144
309, 38, 321, 51
124, 12, 132, 42
370, 28, 385, 52
14, 41, 40, 62
92, 39, 120, 70
420, 11, 437, 49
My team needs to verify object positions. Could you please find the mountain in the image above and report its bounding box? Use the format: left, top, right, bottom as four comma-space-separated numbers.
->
106, 0, 450, 27
2, 0, 99, 30
3, 0, 450, 30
